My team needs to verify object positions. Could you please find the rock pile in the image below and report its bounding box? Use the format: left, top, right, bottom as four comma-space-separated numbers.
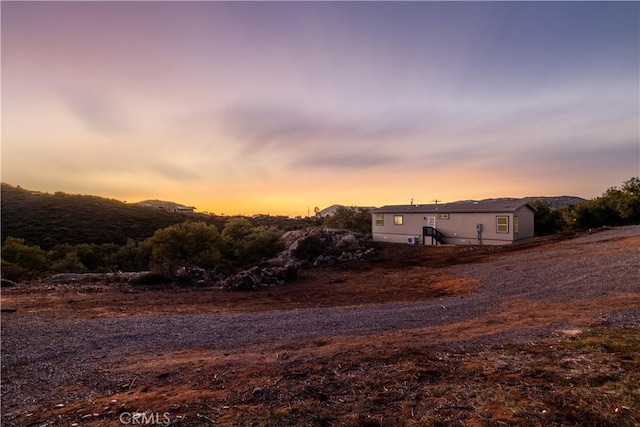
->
313, 247, 376, 266
221, 261, 299, 291
221, 228, 375, 290
277, 228, 372, 263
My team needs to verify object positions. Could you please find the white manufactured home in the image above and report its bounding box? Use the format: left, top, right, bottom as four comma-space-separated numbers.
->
371, 199, 535, 246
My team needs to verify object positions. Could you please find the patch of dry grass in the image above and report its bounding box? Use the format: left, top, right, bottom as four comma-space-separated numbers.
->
42, 327, 639, 426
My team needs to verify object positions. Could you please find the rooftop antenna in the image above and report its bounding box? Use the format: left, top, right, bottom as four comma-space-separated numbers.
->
410, 198, 414, 205
432, 199, 441, 205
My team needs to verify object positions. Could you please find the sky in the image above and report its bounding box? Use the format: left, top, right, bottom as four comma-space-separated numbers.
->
2, 1, 639, 217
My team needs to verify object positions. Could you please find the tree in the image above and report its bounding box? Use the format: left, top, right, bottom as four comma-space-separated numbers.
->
560, 177, 640, 230
50, 251, 86, 273
109, 239, 152, 272
148, 222, 223, 277
75, 243, 121, 272
605, 177, 640, 223
323, 206, 372, 234
1, 237, 48, 281
222, 218, 283, 267
530, 199, 565, 236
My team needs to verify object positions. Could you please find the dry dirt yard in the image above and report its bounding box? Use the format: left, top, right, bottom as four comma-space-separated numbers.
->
2, 226, 639, 426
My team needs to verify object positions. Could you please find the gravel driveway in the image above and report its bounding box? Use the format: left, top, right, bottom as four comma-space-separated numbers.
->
2, 226, 639, 418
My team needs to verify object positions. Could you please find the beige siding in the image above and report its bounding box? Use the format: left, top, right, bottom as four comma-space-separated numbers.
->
436, 212, 515, 245
513, 206, 535, 242
371, 213, 426, 244
372, 207, 535, 245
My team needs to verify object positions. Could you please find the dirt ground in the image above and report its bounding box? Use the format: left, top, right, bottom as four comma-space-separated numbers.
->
2, 226, 639, 426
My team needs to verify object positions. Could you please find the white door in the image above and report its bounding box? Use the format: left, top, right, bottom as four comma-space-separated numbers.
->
427, 216, 436, 228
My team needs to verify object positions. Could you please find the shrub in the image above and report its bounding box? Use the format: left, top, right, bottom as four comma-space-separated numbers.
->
531, 199, 565, 236
1, 237, 48, 281
560, 177, 640, 230
50, 251, 86, 273
148, 221, 224, 278
222, 218, 283, 267
323, 206, 372, 234
109, 239, 152, 272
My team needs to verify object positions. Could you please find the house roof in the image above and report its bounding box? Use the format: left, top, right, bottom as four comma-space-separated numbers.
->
371, 199, 535, 214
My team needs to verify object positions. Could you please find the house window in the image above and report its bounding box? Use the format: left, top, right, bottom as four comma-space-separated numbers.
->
496, 216, 509, 233
375, 214, 384, 226
437, 213, 449, 220
514, 216, 519, 234
394, 215, 404, 225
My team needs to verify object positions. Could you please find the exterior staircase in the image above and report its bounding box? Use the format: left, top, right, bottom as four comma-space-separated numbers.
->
423, 226, 446, 245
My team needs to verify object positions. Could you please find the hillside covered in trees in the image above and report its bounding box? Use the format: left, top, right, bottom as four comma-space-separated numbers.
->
0, 184, 315, 249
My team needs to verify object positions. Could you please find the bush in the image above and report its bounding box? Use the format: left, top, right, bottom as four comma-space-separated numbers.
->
1, 259, 30, 282
557, 177, 640, 231
222, 218, 283, 267
1, 237, 48, 281
50, 251, 86, 273
75, 243, 121, 272
148, 221, 224, 278
109, 239, 152, 272
531, 199, 565, 236
323, 206, 372, 234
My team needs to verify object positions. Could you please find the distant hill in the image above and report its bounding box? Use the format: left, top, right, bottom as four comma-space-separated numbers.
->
134, 199, 196, 212
318, 204, 376, 217
526, 196, 588, 209
456, 196, 587, 209
0, 184, 224, 249
319, 197, 585, 217
1, 184, 319, 249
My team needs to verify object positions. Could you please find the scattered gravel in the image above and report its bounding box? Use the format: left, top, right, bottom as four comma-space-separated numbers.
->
2, 226, 639, 420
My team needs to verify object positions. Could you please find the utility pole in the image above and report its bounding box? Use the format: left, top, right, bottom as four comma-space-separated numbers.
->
432, 199, 441, 205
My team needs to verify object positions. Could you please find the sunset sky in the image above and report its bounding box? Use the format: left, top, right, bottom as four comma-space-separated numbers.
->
2, 1, 639, 216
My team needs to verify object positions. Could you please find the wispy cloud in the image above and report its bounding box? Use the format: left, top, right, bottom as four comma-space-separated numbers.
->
294, 151, 398, 169
219, 104, 423, 169
223, 105, 421, 144
61, 90, 130, 135
150, 163, 200, 181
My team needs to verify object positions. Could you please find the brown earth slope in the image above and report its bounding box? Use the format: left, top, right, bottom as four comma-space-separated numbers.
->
1, 226, 639, 426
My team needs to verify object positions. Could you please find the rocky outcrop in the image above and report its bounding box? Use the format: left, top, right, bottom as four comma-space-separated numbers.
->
221, 228, 375, 290
313, 248, 376, 266
221, 261, 299, 291
277, 228, 372, 263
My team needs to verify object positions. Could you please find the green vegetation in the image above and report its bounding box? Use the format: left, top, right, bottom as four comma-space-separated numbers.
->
561, 177, 640, 231
1, 237, 48, 281
1, 177, 637, 281
0, 183, 315, 249
221, 218, 283, 267
530, 199, 565, 236
0, 183, 321, 281
531, 177, 640, 235
148, 222, 224, 277
322, 206, 372, 235
0, 184, 216, 248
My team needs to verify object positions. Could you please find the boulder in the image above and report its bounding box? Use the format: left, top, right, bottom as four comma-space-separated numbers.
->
222, 261, 299, 290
